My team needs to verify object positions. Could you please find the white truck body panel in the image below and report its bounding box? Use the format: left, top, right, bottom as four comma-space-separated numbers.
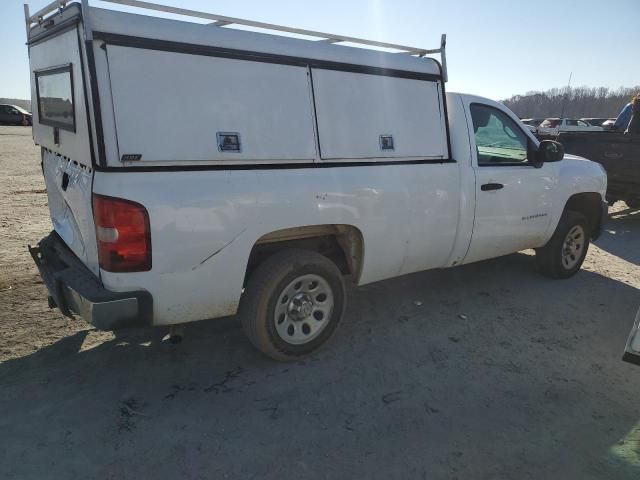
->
25, 2, 607, 331
94, 162, 461, 323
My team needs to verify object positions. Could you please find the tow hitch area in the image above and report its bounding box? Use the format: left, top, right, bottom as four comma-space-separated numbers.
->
623, 308, 640, 366
28, 232, 153, 330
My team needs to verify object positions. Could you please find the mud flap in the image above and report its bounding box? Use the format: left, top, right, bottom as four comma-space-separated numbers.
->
623, 308, 640, 366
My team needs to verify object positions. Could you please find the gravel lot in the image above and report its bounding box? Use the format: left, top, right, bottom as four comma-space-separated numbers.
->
1, 125, 639, 479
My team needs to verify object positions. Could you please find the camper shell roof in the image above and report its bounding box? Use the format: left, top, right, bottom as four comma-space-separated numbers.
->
26, 0, 446, 80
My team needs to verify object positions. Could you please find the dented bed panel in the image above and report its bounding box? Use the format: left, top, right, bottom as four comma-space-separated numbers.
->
93, 162, 460, 325
42, 150, 100, 274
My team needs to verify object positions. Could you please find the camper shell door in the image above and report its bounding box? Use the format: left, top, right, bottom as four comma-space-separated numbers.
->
27, 4, 100, 274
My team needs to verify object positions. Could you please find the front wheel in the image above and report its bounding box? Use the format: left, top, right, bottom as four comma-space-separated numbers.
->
535, 211, 590, 279
238, 249, 346, 361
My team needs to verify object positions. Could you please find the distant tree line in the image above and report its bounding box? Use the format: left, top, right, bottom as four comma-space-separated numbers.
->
502, 86, 640, 119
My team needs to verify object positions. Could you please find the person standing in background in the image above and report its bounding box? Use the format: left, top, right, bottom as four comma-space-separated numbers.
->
614, 94, 638, 131
625, 94, 640, 135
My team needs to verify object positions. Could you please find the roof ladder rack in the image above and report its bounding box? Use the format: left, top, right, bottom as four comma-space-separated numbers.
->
24, 0, 448, 81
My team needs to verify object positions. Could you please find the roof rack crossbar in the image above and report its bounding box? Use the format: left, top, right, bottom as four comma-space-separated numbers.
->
24, 0, 448, 81
102, 0, 447, 79
24, 0, 68, 28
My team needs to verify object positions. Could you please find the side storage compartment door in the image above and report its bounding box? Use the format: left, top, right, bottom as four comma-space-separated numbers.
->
310, 69, 448, 161
105, 46, 318, 164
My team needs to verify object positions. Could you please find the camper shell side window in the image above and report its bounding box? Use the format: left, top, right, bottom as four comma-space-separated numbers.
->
35, 64, 76, 132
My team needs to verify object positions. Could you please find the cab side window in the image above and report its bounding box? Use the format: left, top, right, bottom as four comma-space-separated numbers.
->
470, 104, 528, 166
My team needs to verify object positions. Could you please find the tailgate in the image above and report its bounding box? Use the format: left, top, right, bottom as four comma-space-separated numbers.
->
42, 149, 100, 275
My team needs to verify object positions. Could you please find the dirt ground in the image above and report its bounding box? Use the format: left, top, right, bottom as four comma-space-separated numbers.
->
0, 125, 639, 479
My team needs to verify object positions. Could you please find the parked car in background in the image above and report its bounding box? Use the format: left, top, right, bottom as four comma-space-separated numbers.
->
521, 118, 545, 128
538, 118, 603, 137
0, 104, 32, 126
581, 118, 609, 127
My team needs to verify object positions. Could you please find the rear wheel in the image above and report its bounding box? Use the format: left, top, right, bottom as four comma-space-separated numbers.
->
238, 249, 346, 361
535, 211, 590, 279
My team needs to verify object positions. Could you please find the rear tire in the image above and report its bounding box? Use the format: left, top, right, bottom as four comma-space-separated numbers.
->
535, 211, 590, 279
238, 249, 346, 361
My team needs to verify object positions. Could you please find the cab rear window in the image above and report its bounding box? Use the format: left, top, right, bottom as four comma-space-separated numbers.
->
35, 65, 75, 132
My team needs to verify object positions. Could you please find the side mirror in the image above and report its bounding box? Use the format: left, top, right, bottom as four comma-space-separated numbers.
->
532, 140, 564, 168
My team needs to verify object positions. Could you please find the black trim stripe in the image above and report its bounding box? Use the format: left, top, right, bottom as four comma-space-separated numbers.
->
85, 40, 107, 167
436, 61, 453, 162
92, 31, 443, 82
76, 26, 97, 167
307, 67, 322, 159
95, 158, 455, 173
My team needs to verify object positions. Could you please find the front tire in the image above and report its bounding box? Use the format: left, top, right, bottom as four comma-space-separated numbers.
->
535, 211, 590, 279
238, 249, 346, 361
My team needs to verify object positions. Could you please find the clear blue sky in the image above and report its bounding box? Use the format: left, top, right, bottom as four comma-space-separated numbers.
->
2, 0, 639, 101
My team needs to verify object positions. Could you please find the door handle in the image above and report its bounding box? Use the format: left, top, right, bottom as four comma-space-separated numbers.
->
481, 183, 504, 191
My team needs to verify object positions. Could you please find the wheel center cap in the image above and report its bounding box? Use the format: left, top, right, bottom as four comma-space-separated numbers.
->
289, 293, 313, 320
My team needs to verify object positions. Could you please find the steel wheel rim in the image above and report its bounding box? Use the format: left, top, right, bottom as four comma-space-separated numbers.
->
274, 273, 334, 345
561, 225, 585, 270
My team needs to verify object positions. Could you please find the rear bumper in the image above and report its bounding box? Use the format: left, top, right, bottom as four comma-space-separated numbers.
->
29, 232, 152, 330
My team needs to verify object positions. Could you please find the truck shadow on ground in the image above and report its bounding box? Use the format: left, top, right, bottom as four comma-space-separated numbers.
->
595, 205, 640, 266
1, 252, 639, 479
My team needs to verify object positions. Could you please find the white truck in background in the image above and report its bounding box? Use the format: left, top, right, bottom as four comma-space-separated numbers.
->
25, 0, 607, 360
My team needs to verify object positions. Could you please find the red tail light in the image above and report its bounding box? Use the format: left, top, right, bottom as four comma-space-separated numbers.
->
93, 194, 151, 272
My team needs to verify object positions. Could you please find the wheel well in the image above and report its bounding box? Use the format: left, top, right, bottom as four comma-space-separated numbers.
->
563, 193, 603, 238
244, 225, 364, 286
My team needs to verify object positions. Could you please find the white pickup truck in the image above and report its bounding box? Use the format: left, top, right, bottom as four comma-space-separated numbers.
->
25, 0, 607, 360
